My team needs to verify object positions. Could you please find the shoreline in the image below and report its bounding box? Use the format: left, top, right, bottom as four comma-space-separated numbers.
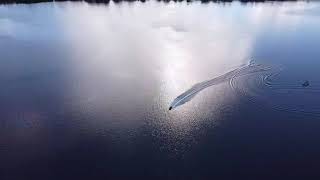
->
0, 0, 301, 5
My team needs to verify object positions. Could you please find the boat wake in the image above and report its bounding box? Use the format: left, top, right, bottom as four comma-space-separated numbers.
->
169, 60, 271, 110
170, 59, 320, 116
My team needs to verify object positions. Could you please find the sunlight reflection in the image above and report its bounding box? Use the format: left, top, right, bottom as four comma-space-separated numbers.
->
0, 0, 317, 154
3, 0, 307, 143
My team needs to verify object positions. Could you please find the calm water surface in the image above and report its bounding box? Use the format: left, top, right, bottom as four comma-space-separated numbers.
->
1, 1, 320, 179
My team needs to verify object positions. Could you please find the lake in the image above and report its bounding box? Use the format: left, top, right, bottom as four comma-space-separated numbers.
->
1, 1, 320, 179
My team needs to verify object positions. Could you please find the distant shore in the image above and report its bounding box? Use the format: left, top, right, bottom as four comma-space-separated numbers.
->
0, 0, 302, 5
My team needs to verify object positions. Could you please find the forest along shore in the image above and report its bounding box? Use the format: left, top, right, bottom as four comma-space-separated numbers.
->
0, 0, 301, 5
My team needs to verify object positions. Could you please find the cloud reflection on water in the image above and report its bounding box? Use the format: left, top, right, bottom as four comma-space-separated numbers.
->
0, 1, 316, 153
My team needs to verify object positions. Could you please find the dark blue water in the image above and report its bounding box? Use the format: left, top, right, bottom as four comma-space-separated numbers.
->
1, 1, 320, 179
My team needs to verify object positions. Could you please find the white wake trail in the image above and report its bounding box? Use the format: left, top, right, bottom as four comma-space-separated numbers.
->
169, 61, 271, 110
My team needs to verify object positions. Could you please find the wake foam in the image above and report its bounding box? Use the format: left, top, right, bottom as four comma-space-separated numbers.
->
170, 60, 320, 116
169, 60, 270, 110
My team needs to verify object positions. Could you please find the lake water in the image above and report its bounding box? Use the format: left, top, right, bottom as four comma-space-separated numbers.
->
1, 1, 320, 179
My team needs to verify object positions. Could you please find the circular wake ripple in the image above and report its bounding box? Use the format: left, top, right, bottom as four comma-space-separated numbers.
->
229, 68, 320, 116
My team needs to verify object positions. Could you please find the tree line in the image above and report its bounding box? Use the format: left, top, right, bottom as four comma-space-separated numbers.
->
0, 0, 300, 4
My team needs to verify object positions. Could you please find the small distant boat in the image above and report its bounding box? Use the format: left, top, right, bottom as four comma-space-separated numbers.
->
302, 80, 309, 87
